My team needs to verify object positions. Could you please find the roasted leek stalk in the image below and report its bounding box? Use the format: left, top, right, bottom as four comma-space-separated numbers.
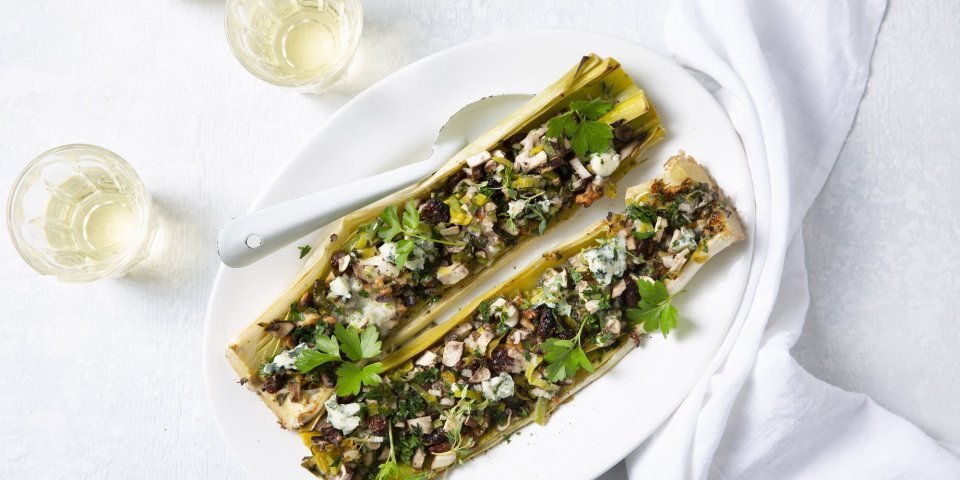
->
299, 152, 745, 479
225, 54, 665, 429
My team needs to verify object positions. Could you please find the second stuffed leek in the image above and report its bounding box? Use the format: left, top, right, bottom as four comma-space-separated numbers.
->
298, 152, 745, 479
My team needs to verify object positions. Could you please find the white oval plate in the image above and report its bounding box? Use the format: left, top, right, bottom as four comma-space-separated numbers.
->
204, 31, 754, 480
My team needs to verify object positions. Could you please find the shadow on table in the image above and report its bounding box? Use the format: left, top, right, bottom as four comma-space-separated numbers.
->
120, 193, 204, 289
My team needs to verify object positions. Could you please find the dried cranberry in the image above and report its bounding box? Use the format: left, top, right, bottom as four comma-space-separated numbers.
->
423, 430, 448, 446
419, 198, 451, 224
320, 424, 343, 446
261, 373, 288, 394
490, 346, 515, 373
366, 415, 388, 435
535, 306, 557, 339
428, 442, 452, 454
485, 179, 502, 198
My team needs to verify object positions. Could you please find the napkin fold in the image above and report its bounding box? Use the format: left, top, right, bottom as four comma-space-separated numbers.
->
624, 0, 960, 478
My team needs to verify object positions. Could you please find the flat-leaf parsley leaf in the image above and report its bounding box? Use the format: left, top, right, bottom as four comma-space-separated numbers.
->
541, 316, 594, 382
546, 99, 615, 158
335, 323, 381, 362
378, 205, 404, 242
393, 238, 415, 270
294, 349, 340, 373
626, 278, 682, 336
335, 361, 384, 396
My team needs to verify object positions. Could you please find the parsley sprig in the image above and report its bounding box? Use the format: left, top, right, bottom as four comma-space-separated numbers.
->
627, 204, 657, 240
444, 389, 478, 454
294, 323, 385, 396
378, 201, 462, 269
376, 426, 427, 480
546, 99, 615, 158
541, 316, 595, 382
626, 279, 682, 336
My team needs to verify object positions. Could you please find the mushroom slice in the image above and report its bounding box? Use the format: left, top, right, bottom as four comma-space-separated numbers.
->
406, 416, 434, 435
431, 451, 458, 470
442, 341, 464, 367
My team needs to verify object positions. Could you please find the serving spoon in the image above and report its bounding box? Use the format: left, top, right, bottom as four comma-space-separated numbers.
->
218, 93, 533, 268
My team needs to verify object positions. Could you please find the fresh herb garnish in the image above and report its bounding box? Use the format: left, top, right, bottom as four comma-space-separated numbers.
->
396, 429, 425, 464
443, 389, 477, 455
391, 390, 427, 423
294, 333, 340, 372
378, 206, 404, 242
336, 322, 382, 361
393, 239, 415, 270
542, 315, 594, 382
478, 301, 491, 323
297, 244, 312, 258
664, 201, 687, 228
626, 279, 682, 336
376, 425, 428, 480
501, 166, 518, 200
627, 204, 658, 240
523, 201, 549, 235
412, 366, 439, 385
293, 324, 385, 396
378, 202, 463, 260
286, 302, 303, 322
401, 200, 420, 232
627, 204, 655, 224
546, 99, 615, 157
335, 361, 384, 397
375, 429, 401, 480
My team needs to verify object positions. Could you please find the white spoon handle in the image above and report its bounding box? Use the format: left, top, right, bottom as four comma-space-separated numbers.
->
217, 142, 461, 268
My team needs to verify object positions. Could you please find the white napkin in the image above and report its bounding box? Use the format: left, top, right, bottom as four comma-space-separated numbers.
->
624, 0, 960, 478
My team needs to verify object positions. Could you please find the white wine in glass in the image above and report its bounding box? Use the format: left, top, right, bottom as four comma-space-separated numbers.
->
226, 0, 363, 91
7, 145, 157, 282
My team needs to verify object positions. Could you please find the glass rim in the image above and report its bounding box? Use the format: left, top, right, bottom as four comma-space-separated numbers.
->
6, 143, 156, 282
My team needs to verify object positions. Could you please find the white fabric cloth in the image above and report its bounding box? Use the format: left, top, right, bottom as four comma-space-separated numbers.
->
625, 0, 960, 478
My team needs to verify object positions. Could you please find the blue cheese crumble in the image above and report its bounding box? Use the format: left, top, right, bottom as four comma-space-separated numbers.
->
325, 396, 362, 434
581, 234, 627, 285
480, 373, 515, 402
262, 343, 308, 375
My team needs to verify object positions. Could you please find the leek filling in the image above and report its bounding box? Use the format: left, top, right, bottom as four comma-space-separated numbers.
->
256, 103, 649, 394
302, 178, 726, 478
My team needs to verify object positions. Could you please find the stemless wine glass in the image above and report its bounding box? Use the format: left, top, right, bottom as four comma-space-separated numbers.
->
225, 0, 363, 92
6, 145, 157, 283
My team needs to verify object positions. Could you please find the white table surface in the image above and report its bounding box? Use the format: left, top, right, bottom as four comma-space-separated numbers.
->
1, 1, 957, 478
